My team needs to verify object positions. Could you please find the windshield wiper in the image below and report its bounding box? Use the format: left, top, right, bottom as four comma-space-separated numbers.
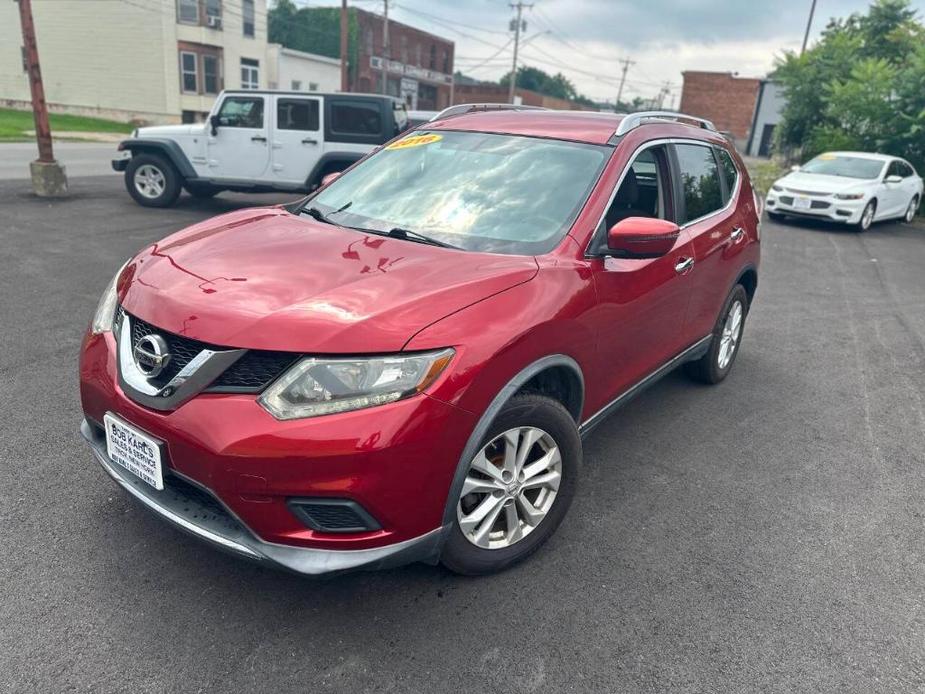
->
301, 206, 335, 225
385, 227, 460, 250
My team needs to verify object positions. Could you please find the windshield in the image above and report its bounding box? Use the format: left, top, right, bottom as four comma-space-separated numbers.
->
801, 154, 885, 180
309, 130, 610, 255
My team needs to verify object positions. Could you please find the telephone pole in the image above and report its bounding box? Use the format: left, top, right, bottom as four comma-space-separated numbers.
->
615, 57, 635, 110
340, 0, 349, 92
16, 0, 67, 196
380, 0, 389, 94
800, 0, 817, 55
507, 2, 532, 104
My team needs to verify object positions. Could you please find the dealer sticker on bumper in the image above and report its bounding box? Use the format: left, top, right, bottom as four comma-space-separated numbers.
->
104, 413, 164, 490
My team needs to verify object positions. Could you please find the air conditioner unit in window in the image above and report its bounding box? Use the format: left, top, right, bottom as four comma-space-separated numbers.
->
207, 15, 222, 29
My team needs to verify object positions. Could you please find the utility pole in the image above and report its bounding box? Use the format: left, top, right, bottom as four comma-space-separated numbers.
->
340, 0, 349, 92
615, 57, 635, 110
507, 2, 532, 104
16, 0, 67, 196
380, 0, 389, 94
801, 0, 817, 55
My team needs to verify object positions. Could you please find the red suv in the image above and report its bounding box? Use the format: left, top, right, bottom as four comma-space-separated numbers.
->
80, 107, 760, 576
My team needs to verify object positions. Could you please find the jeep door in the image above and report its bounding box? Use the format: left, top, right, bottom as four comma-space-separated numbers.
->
270, 95, 324, 187
207, 94, 271, 179
588, 143, 696, 398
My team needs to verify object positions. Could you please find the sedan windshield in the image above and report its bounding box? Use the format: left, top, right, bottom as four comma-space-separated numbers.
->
801, 154, 885, 180
308, 130, 610, 255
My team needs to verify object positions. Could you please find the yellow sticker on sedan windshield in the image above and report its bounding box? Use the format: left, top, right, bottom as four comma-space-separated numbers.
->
819, 153, 836, 160
386, 133, 442, 151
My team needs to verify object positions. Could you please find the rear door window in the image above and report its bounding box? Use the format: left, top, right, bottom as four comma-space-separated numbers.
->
277, 98, 320, 131
674, 143, 724, 223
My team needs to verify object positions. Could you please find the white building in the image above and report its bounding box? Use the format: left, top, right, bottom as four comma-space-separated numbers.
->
0, 1, 342, 125
267, 45, 341, 93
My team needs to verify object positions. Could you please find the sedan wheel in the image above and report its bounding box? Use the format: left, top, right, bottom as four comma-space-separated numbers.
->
858, 201, 876, 231
457, 426, 561, 550
905, 196, 919, 223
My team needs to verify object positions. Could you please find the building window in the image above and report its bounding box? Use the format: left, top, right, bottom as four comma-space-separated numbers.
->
241, 58, 259, 89
203, 54, 220, 94
430, 44, 436, 70
443, 50, 449, 74
204, 0, 221, 28
401, 36, 408, 64
415, 43, 422, 66
180, 51, 198, 93
242, 0, 255, 37
365, 27, 373, 55
291, 80, 302, 91
309, 81, 319, 91
177, 0, 198, 24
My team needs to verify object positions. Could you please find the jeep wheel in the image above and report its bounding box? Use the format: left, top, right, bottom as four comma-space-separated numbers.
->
685, 284, 748, 385
125, 154, 181, 208
441, 394, 580, 575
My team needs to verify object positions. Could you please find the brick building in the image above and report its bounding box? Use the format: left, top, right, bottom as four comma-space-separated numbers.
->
451, 83, 585, 111
352, 8, 454, 111
679, 71, 761, 150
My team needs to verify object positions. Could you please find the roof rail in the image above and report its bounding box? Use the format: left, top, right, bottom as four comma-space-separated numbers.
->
430, 103, 548, 121
614, 111, 717, 137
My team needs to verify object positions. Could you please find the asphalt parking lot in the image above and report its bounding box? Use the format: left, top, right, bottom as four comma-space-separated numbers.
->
2, 174, 925, 693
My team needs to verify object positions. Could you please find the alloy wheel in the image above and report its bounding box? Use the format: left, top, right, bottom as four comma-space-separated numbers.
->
457, 426, 562, 550
134, 164, 166, 199
717, 299, 743, 370
861, 203, 875, 230
906, 198, 919, 223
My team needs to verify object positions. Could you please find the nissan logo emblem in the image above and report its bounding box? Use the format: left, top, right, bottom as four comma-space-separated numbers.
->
133, 334, 171, 378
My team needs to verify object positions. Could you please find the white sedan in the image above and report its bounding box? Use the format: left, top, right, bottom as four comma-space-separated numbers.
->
765, 151, 923, 231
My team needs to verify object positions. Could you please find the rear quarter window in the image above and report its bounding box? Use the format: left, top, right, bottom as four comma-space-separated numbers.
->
330, 102, 382, 136
716, 147, 739, 203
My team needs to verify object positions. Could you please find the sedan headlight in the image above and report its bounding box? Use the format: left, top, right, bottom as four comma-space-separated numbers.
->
90, 260, 129, 334
835, 192, 864, 200
259, 349, 455, 420
771, 184, 784, 192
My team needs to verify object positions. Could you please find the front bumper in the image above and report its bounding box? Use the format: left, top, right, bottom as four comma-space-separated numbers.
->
111, 156, 129, 172
81, 420, 447, 575
766, 191, 866, 224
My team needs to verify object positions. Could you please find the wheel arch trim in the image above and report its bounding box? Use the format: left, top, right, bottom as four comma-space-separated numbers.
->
439, 354, 585, 528
120, 138, 197, 179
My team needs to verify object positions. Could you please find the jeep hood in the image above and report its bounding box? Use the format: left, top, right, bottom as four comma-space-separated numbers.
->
118, 208, 538, 353
134, 123, 207, 138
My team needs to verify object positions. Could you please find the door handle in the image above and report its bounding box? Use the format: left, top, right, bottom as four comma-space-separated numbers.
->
251, 135, 267, 143
301, 137, 318, 145
730, 227, 745, 242
674, 257, 694, 274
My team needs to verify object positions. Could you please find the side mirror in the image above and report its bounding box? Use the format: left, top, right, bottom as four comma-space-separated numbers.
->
790, 165, 801, 172
321, 171, 342, 187
885, 174, 902, 184
607, 217, 681, 258
209, 114, 220, 136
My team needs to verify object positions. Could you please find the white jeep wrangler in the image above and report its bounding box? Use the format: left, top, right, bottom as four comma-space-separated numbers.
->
113, 90, 408, 207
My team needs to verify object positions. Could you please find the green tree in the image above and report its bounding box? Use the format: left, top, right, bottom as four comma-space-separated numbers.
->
268, 1, 358, 75
773, 0, 925, 170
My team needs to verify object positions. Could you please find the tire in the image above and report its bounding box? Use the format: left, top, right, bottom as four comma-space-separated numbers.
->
441, 393, 581, 575
904, 196, 919, 223
856, 200, 876, 232
684, 284, 749, 385
186, 184, 220, 199
124, 153, 182, 208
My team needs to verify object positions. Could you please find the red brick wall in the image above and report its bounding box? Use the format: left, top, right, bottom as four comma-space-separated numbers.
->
451, 84, 584, 111
679, 71, 760, 141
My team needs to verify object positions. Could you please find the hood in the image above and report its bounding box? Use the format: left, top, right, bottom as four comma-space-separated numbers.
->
135, 123, 207, 138
777, 171, 872, 194
118, 208, 538, 353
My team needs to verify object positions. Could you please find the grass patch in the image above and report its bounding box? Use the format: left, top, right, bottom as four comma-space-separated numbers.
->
746, 159, 787, 198
0, 108, 133, 141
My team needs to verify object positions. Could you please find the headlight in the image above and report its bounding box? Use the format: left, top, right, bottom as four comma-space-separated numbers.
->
259, 349, 455, 420
835, 192, 864, 200
771, 184, 783, 192
90, 260, 129, 334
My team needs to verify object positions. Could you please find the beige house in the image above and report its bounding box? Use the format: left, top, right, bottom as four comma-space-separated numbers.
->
0, 0, 325, 125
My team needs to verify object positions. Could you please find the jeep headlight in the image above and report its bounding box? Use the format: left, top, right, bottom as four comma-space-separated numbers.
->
259, 349, 455, 420
91, 260, 129, 334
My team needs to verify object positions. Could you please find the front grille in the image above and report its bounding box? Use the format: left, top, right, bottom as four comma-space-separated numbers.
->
785, 187, 831, 197
123, 310, 296, 392
810, 200, 831, 210
779, 196, 794, 205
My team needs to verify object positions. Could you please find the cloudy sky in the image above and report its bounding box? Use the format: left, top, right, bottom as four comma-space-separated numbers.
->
305, 0, 925, 105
